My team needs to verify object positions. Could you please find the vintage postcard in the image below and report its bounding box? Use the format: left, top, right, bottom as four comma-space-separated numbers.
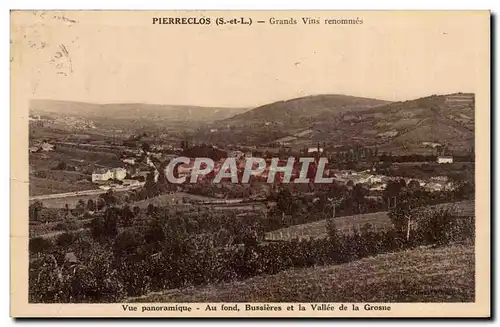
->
10, 10, 490, 318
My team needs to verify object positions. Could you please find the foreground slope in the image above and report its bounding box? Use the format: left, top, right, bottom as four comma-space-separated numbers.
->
130, 243, 474, 303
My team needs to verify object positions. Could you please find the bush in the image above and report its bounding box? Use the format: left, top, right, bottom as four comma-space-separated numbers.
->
29, 237, 53, 254
66, 245, 126, 302
56, 232, 77, 248
29, 199, 475, 302
29, 246, 126, 303
29, 254, 64, 302
55, 220, 79, 232
416, 207, 455, 245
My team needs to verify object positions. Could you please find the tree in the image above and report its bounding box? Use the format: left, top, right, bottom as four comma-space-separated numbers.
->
55, 161, 67, 170
100, 190, 118, 207
144, 169, 159, 198
326, 219, 338, 240
75, 199, 86, 216
416, 207, 455, 245
29, 200, 44, 222
147, 204, 157, 216
276, 188, 294, 216
29, 237, 53, 253
67, 245, 125, 302
144, 218, 166, 248
87, 199, 96, 212
407, 179, 421, 191
156, 163, 169, 193
352, 184, 367, 214
90, 216, 105, 240
384, 180, 403, 208
399, 178, 407, 189
142, 142, 151, 153
114, 229, 142, 258
120, 205, 134, 227
56, 232, 76, 248
388, 191, 422, 241
103, 207, 119, 238
91, 208, 119, 240
346, 180, 354, 189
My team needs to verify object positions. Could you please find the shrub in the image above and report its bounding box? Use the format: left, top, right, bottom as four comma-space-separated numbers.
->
29, 254, 64, 303
66, 245, 126, 302
416, 207, 455, 245
29, 237, 53, 254
55, 220, 79, 232
56, 232, 77, 248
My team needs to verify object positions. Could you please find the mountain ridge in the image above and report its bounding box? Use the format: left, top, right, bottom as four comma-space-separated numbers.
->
223, 94, 390, 126
198, 92, 475, 154
30, 99, 249, 122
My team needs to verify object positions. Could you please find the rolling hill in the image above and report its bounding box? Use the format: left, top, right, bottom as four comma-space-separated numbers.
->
223, 94, 390, 126
208, 93, 475, 154
319, 93, 476, 154
30, 99, 249, 122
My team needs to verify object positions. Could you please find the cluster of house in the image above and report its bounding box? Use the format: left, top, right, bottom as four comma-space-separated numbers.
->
332, 169, 455, 193
91, 145, 169, 189
91, 167, 127, 182
91, 167, 145, 190
333, 170, 386, 191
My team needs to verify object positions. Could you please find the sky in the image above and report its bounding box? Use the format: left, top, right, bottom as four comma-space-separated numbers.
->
11, 10, 490, 108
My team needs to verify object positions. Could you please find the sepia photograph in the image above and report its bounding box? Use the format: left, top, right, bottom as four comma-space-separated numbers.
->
10, 10, 490, 317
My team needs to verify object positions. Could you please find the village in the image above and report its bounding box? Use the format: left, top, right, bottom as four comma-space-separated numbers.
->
28, 135, 462, 202
88, 144, 459, 196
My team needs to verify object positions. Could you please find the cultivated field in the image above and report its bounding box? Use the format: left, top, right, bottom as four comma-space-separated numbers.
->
132, 192, 223, 208
265, 200, 475, 241
29, 176, 98, 197
130, 243, 474, 303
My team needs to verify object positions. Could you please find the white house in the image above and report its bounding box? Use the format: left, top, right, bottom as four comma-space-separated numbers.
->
111, 168, 127, 180
122, 158, 136, 165
92, 167, 128, 182
122, 179, 143, 187
228, 150, 244, 158
367, 175, 383, 184
92, 168, 114, 182
40, 141, 55, 152
431, 176, 449, 182
437, 156, 453, 164
369, 183, 387, 191
307, 147, 324, 154
424, 182, 444, 192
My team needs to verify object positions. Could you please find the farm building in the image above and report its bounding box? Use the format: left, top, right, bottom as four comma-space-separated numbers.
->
307, 147, 324, 154
112, 167, 127, 180
92, 168, 114, 182
122, 158, 136, 165
91, 167, 128, 182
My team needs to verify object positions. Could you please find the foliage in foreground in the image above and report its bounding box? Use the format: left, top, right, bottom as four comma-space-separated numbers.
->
29, 202, 474, 303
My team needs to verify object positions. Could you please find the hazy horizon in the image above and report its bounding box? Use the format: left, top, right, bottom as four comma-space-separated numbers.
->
29, 90, 474, 110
